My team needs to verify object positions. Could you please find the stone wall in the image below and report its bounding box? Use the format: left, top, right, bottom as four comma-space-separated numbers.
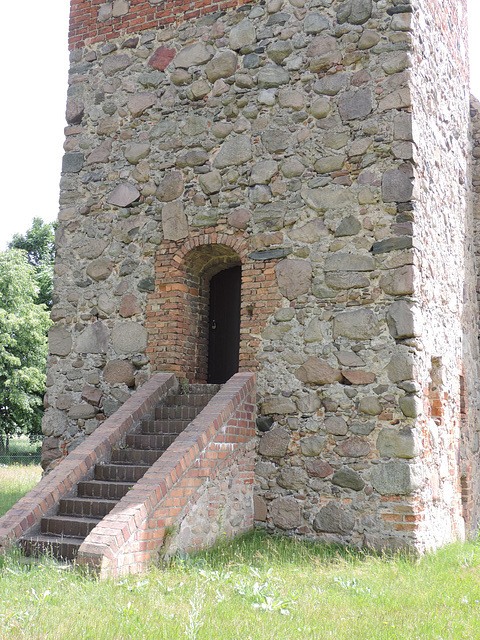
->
407, 0, 480, 549
46, 0, 480, 550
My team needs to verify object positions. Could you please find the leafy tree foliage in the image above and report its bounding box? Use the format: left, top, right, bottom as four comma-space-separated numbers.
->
9, 218, 56, 310
0, 250, 51, 451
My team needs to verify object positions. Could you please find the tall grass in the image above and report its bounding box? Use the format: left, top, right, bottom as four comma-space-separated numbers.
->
1, 468, 480, 639
0, 464, 41, 517
0, 531, 479, 639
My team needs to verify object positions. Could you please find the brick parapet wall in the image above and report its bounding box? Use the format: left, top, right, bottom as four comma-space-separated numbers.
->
69, 0, 246, 49
77, 372, 256, 577
0, 373, 177, 550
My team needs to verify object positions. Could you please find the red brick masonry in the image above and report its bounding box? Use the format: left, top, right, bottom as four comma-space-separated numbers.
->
0, 373, 176, 552
78, 372, 256, 577
0, 372, 256, 577
69, 0, 246, 49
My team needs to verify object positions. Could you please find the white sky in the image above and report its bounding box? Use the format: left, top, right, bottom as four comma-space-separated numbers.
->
0, 1, 479, 251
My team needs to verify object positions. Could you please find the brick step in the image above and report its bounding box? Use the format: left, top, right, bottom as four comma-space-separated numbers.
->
58, 497, 118, 519
126, 432, 178, 450
77, 480, 133, 500
142, 418, 191, 433
19, 383, 224, 564
187, 384, 221, 394
166, 393, 216, 407
154, 405, 203, 420
94, 463, 149, 483
111, 448, 164, 465
20, 535, 83, 561
41, 515, 100, 538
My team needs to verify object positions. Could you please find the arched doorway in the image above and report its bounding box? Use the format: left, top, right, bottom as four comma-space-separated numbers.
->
148, 241, 243, 383
208, 265, 241, 384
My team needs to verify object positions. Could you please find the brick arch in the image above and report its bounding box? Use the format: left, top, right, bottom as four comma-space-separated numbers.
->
146, 233, 282, 382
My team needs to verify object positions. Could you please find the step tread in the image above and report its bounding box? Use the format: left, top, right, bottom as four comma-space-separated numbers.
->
79, 480, 133, 487
22, 534, 84, 544
60, 497, 119, 506
20, 535, 84, 560
43, 515, 102, 525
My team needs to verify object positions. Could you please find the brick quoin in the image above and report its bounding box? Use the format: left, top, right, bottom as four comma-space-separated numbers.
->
68, 0, 250, 49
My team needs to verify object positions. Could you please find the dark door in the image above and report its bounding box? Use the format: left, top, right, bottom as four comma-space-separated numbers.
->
207, 266, 241, 384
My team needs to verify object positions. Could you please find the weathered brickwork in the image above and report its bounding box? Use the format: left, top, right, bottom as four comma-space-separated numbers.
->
0, 373, 256, 575
43, 0, 480, 552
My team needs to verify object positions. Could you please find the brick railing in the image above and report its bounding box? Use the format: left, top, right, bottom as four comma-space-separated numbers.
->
77, 372, 256, 577
0, 373, 177, 551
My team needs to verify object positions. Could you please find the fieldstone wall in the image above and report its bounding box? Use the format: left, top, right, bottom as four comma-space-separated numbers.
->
403, 0, 480, 549
46, 0, 480, 550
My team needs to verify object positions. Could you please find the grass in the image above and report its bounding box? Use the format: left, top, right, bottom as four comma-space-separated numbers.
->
0, 530, 478, 639
1, 470, 480, 639
0, 463, 42, 516
0, 436, 42, 466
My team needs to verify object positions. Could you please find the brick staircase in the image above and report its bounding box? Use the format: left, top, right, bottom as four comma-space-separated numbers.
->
20, 384, 220, 562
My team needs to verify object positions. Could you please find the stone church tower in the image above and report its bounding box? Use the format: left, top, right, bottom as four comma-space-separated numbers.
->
43, 0, 480, 551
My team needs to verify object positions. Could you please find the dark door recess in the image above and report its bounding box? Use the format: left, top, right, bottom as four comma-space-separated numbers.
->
207, 266, 241, 384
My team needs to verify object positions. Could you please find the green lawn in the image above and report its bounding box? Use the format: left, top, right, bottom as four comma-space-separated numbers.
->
1, 468, 480, 639
0, 463, 41, 517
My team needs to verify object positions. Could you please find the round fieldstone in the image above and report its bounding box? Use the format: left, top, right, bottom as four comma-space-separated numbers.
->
277, 467, 308, 491
332, 467, 365, 491
49, 326, 72, 356
102, 54, 132, 76
228, 208, 251, 229
325, 416, 348, 436
205, 51, 238, 82
313, 502, 355, 534
149, 46, 176, 71
119, 294, 141, 318
173, 42, 214, 68
275, 259, 312, 299
213, 135, 252, 169
112, 322, 148, 354
229, 19, 256, 50
156, 171, 184, 201
371, 461, 423, 495
295, 357, 342, 385
107, 183, 140, 207
270, 496, 302, 530
358, 396, 382, 415
258, 428, 290, 457
103, 359, 136, 386
306, 460, 333, 478
76, 321, 109, 354
334, 437, 371, 458
300, 433, 326, 456
86, 258, 112, 282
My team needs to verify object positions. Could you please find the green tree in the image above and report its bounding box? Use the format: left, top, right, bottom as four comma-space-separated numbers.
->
0, 250, 51, 452
9, 218, 55, 310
